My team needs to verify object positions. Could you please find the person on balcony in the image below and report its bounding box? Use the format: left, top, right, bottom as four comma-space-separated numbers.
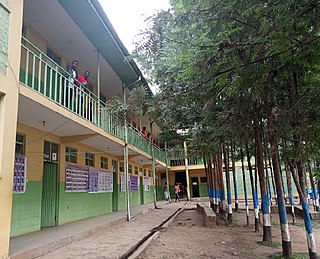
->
63, 60, 79, 109
141, 126, 147, 138
77, 70, 90, 116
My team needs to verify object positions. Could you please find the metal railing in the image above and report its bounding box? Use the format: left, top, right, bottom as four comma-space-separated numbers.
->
19, 37, 166, 163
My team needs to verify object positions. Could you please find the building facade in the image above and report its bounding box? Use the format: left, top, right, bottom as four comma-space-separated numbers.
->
0, 0, 170, 257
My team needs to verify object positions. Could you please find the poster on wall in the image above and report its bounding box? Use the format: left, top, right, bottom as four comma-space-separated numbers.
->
144, 176, 150, 192
88, 169, 113, 193
13, 155, 27, 193
130, 175, 138, 191
120, 172, 125, 192
88, 168, 99, 192
98, 170, 113, 192
65, 165, 89, 192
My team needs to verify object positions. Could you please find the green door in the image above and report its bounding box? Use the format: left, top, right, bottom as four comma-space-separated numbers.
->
140, 176, 144, 204
112, 172, 118, 211
41, 162, 58, 227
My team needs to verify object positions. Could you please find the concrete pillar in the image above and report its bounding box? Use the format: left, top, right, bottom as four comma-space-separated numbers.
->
0, 1, 24, 257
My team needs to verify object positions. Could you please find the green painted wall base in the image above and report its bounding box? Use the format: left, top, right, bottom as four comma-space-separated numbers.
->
11, 181, 42, 237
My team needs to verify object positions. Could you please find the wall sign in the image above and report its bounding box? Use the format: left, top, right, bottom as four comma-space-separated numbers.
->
130, 175, 138, 191
13, 155, 27, 193
144, 176, 150, 192
65, 165, 89, 192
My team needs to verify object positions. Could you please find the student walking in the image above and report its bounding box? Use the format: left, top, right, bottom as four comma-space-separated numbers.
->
174, 183, 180, 202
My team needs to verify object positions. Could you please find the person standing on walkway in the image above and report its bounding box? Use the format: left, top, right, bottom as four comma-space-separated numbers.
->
163, 182, 169, 201
174, 183, 180, 202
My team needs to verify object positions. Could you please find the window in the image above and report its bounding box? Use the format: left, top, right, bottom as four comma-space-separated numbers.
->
128, 164, 132, 174
0, 4, 9, 75
143, 169, 146, 176
43, 141, 58, 162
101, 156, 108, 169
15, 133, 25, 155
47, 47, 61, 67
85, 152, 94, 167
139, 167, 143, 176
200, 177, 207, 183
112, 160, 118, 173
134, 166, 138, 175
119, 162, 124, 172
66, 146, 77, 164
148, 170, 151, 177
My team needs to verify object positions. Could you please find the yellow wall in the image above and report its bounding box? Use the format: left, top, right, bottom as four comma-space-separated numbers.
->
0, 1, 24, 257
17, 123, 149, 184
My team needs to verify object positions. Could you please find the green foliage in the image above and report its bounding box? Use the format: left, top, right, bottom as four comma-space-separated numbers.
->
271, 252, 309, 259
134, 0, 320, 163
257, 241, 281, 248
104, 97, 127, 125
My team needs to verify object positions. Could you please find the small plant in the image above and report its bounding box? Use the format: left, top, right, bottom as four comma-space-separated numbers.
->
271, 252, 309, 259
257, 241, 281, 248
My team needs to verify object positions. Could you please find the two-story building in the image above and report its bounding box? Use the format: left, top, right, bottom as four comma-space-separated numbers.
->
0, 0, 171, 257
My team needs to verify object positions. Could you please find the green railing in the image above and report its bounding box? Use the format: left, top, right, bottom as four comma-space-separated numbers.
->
168, 148, 204, 167
19, 37, 166, 163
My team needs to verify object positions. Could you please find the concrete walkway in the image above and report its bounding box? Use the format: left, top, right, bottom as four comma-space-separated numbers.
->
9, 200, 188, 259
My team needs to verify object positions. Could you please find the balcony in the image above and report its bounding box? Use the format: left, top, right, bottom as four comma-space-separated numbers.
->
168, 148, 204, 167
19, 37, 166, 163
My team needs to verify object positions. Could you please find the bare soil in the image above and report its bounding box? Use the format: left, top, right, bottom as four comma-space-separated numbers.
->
137, 208, 320, 259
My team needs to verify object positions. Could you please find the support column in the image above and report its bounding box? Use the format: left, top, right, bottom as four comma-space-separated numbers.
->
165, 142, 171, 202
150, 122, 157, 208
183, 141, 191, 201
0, 1, 23, 257
122, 82, 131, 221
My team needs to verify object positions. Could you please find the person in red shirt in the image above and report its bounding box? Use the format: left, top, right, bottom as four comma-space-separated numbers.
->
77, 70, 90, 116
78, 70, 90, 92
141, 126, 147, 138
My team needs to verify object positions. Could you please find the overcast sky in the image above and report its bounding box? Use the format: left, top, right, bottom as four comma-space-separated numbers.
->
99, 0, 171, 52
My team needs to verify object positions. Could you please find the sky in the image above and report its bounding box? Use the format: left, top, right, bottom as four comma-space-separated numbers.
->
99, 0, 171, 52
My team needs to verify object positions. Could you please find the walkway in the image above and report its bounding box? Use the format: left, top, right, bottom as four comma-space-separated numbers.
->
9, 200, 189, 259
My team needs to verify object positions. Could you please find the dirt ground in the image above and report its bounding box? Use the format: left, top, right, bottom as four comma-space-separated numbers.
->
137, 208, 320, 259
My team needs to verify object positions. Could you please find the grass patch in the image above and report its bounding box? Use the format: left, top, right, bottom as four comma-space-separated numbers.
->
257, 241, 281, 248
270, 252, 309, 259
272, 221, 280, 227
232, 251, 256, 257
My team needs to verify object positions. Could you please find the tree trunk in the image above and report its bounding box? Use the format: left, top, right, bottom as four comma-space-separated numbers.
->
268, 114, 292, 257
254, 122, 272, 241
285, 164, 296, 224
223, 142, 232, 223
246, 143, 259, 232
217, 148, 226, 217
231, 142, 238, 211
308, 162, 319, 211
241, 146, 250, 226
289, 163, 317, 258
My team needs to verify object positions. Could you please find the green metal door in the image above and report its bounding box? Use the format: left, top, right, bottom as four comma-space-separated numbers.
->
140, 176, 144, 204
41, 162, 58, 227
112, 172, 118, 211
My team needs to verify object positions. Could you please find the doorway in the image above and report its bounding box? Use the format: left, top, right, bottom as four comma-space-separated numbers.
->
41, 161, 58, 227
191, 177, 200, 198
41, 141, 59, 227
175, 172, 187, 198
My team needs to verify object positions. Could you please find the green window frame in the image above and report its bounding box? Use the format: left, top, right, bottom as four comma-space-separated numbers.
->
101, 156, 108, 169
15, 133, 25, 155
85, 152, 95, 167
66, 146, 77, 164
119, 162, 124, 172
